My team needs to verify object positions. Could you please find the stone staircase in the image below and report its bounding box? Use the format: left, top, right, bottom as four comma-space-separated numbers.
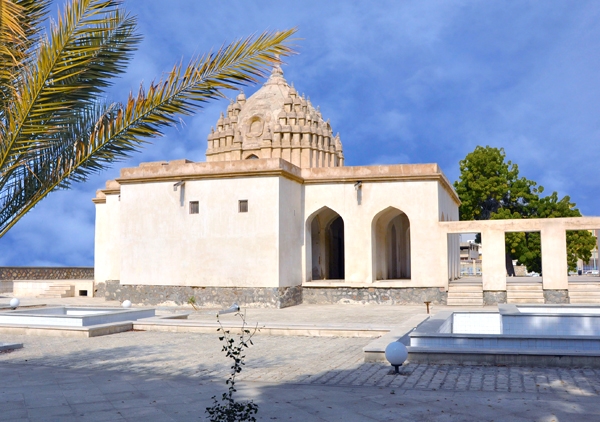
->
506, 280, 544, 304
568, 281, 600, 304
447, 279, 483, 306
38, 283, 74, 298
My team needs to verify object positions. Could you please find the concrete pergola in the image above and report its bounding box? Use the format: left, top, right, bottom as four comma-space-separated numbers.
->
441, 217, 600, 291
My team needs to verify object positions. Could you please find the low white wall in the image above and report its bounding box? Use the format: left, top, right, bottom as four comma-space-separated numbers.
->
13, 280, 94, 297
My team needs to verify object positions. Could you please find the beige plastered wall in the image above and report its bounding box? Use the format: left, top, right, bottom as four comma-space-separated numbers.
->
94, 193, 121, 284
302, 179, 451, 287
119, 176, 282, 288
278, 177, 303, 287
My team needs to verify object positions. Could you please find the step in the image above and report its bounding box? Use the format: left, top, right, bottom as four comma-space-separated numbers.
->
569, 284, 600, 291
448, 292, 483, 298
37, 284, 74, 299
507, 291, 545, 297
450, 281, 483, 286
506, 283, 544, 291
506, 281, 543, 286
448, 286, 483, 293
569, 297, 600, 301
507, 298, 545, 304
38, 293, 70, 298
569, 291, 600, 296
447, 298, 484, 306
569, 298, 600, 304
569, 289, 600, 296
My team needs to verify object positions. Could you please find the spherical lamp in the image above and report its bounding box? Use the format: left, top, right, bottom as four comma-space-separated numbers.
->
385, 341, 408, 373
122, 300, 132, 308
9, 298, 19, 309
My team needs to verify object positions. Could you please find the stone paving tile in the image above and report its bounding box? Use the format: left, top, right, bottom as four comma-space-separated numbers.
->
2, 330, 600, 400
0, 405, 27, 421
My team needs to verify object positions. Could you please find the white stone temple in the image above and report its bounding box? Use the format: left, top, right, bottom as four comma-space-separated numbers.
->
93, 66, 600, 307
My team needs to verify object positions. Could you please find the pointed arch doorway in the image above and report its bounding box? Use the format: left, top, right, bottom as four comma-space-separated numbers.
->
307, 207, 345, 281
373, 207, 411, 280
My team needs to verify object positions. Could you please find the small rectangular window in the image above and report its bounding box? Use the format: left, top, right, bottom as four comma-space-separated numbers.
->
238, 200, 248, 213
189, 201, 199, 214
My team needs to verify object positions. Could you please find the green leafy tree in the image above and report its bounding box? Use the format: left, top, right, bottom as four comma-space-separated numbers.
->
454, 146, 540, 221
0, 0, 295, 237
455, 146, 596, 273
492, 209, 542, 273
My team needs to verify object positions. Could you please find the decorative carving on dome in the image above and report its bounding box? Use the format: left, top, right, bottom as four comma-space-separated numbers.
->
247, 116, 264, 138
205, 65, 344, 168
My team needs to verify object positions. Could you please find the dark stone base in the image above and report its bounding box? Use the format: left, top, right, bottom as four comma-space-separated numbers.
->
302, 287, 447, 305
544, 289, 569, 304
96, 281, 302, 309
95, 282, 447, 307
483, 291, 507, 305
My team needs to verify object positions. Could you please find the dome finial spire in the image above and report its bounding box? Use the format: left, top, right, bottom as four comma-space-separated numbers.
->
271, 54, 283, 77
266, 55, 285, 85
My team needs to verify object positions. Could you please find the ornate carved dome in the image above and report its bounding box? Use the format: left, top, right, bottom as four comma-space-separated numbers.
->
206, 65, 343, 168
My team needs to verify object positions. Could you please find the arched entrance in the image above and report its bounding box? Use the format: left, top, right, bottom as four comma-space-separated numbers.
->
307, 207, 345, 280
373, 207, 411, 280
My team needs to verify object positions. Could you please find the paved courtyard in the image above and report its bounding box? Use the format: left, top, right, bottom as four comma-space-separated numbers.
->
1, 300, 600, 420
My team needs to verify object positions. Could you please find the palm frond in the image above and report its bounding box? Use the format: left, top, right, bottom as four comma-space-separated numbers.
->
0, 0, 133, 170
0, 1, 49, 100
0, 16, 295, 237
0, 0, 25, 99
0, 0, 138, 193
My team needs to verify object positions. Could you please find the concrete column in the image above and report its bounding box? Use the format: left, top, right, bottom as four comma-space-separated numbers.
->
541, 225, 568, 289
481, 228, 506, 291
447, 234, 454, 281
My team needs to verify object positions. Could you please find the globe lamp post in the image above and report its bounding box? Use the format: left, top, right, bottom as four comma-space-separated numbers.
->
385, 341, 408, 374
9, 298, 20, 310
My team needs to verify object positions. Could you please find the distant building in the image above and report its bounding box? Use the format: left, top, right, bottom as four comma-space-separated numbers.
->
578, 229, 599, 273
460, 242, 480, 261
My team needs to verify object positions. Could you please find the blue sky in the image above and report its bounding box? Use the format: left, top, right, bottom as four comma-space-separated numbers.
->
2, 0, 599, 266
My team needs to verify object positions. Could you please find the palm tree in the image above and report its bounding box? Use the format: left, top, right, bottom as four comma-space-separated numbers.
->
0, 0, 294, 237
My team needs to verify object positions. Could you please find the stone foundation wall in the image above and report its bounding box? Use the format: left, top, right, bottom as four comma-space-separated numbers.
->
544, 289, 569, 304
95, 282, 446, 307
0, 267, 94, 280
302, 287, 447, 305
96, 281, 302, 309
483, 291, 507, 305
